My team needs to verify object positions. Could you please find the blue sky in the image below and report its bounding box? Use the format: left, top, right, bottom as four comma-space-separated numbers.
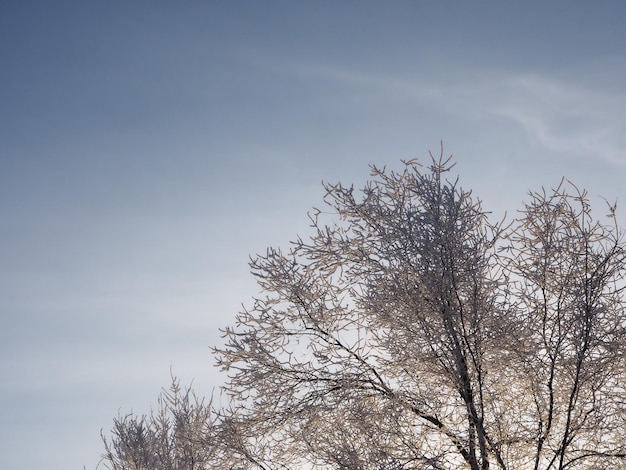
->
1, 1, 626, 469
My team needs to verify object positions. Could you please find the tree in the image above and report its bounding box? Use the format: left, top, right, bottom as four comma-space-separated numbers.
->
99, 377, 218, 470
101, 148, 626, 470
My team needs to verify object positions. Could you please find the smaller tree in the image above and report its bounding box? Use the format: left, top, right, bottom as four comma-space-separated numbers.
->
99, 377, 217, 470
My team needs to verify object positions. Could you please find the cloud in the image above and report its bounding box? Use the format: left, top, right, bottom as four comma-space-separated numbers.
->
493, 74, 626, 166
286, 61, 626, 167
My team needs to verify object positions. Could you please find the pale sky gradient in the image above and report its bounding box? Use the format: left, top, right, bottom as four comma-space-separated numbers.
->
2, 2, 626, 469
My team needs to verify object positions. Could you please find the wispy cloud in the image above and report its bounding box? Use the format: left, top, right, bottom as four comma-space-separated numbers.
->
287, 62, 626, 167
493, 74, 626, 166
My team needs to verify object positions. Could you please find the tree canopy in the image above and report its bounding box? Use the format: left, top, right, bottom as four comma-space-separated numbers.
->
100, 150, 626, 470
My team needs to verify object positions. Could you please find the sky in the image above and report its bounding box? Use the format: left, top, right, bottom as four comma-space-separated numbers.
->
1, 1, 626, 469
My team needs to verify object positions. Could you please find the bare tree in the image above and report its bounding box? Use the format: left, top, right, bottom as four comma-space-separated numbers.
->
100, 148, 626, 470
98, 377, 289, 469
99, 376, 218, 470
497, 181, 626, 469
214, 150, 626, 469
